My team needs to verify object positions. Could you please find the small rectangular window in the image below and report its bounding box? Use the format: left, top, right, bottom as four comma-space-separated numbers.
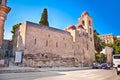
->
90, 38, 92, 41
90, 28, 92, 34
78, 45, 79, 49
83, 50, 84, 54
56, 42, 58, 48
46, 40, 48, 47
65, 43, 66, 48
87, 44, 89, 50
48, 34, 50, 37
72, 45, 73, 49
83, 32, 85, 36
114, 56, 120, 59
35, 38, 36, 45
79, 34, 81, 37
89, 20, 91, 26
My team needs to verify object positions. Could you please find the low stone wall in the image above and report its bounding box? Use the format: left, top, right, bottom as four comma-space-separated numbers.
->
22, 53, 77, 67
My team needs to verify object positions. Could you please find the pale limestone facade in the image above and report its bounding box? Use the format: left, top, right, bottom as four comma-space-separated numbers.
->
105, 47, 113, 63
101, 47, 113, 63
116, 36, 120, 40
0, 0, 10, 46
99, 34, 120, 44
13, 12, 95, 67
99, 34, 115, 44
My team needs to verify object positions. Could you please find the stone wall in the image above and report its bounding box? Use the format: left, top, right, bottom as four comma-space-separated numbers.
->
13, 12, 95, 67
25, 22, 74, 58
23, 53, 76, 67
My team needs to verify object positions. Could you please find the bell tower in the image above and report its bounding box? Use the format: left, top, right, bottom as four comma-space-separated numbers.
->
0, 0, 10, 47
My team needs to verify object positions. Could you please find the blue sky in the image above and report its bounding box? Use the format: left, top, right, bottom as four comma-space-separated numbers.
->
4, 0, 120, 39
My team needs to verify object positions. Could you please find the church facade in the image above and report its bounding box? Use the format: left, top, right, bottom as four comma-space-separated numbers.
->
13, 12, 95, 67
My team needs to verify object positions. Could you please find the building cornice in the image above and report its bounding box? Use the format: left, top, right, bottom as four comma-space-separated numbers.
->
0, 5, 11, 13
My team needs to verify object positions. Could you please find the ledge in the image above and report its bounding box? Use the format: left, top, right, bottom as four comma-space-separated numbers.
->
0, 5, 11, 13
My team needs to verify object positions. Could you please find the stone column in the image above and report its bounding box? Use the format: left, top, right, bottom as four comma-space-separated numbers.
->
0, 19, 4, 46
0, 3, 10, 46
1, 0, 7, 6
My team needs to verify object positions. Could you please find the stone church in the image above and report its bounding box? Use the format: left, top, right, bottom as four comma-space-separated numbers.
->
13, 11, 95, 67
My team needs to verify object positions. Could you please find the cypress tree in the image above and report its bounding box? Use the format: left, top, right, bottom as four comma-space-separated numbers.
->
39, 8, 49, 26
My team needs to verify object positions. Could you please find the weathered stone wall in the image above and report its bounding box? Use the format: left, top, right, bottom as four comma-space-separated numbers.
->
77, 12, 95, 66
22, 53, 76, 67
25, 22, 74, 58
13, 11, 95, 67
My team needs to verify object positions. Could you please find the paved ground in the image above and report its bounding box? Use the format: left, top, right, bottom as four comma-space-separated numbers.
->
0, 69, 120, 80
0, 66, 90, 73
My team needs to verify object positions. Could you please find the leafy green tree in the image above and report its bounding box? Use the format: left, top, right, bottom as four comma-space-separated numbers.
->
39, 8, 49, 26
95, 53, 106, 63
106, 40, 120, 55
95, 53, 101, 63
94, 30, 106, 62
11, 23, 21, 40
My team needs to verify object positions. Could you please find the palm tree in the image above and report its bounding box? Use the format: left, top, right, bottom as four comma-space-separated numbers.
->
94, 30, 105, 53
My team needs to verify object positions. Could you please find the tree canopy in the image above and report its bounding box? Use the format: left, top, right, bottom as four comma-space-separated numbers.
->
94, 30, 106, 63
39, 8, 49, 26
106, 40, 120, 55
95, 53, 106, 63
11, 23, 21, 40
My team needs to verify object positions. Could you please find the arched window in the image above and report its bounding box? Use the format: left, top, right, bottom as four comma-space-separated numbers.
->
90, 28, 92, 34
82, 20, 85, 26
89, 20, 91, 26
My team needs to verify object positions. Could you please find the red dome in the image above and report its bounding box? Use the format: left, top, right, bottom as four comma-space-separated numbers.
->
82, 11, 89, 16
76, 24, 84, 29
65, 25, 76, 30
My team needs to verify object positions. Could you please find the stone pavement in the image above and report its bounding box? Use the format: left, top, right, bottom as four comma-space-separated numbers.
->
0, 66, 39, 73
0, 66, 91, 73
